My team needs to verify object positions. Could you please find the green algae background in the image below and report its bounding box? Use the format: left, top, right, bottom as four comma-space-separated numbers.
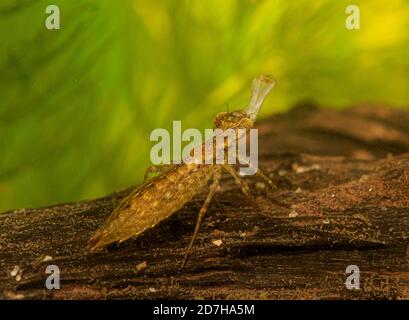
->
0, 0, 408, 212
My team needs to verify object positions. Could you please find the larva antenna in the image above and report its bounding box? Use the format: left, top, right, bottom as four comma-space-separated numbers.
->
246, 74, 276, 121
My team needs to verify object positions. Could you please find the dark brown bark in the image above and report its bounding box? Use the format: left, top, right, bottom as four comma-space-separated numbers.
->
1, 104, 409, 299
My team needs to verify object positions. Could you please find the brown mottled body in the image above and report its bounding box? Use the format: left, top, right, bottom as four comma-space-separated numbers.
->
89, 74, 276, 268
89, 164, 218, 250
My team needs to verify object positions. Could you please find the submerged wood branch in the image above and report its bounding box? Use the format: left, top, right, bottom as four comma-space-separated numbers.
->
1, 105, 409, 299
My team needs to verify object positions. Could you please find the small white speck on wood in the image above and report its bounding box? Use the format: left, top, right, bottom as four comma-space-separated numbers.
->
136, 261, 147, 271
10, 265, 20, 277
212, 239, 223, 246
255, 182, 266, 190
289, 210, 299, 218
293, 163, 321, 174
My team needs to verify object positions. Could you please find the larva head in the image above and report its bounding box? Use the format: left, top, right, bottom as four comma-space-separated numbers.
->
213, 110, 253, 130
213, 74, 276, 130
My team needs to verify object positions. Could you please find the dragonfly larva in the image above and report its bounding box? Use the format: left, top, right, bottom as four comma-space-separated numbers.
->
89, 74, 276, 269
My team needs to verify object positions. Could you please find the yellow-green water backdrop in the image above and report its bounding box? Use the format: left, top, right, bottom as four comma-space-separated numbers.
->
0, 0, 408, 212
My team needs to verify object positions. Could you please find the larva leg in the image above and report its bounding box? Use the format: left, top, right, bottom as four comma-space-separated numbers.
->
236, 155, 291, 212
223, 164, 265, 213
143, 164, 176, 182
223, 165, 253, 200
255, 169, 277, 190
236, 155, 277, 190
180, 169, 221, 270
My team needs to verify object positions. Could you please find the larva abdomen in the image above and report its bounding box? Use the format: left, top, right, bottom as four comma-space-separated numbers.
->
89, 163, 217, 251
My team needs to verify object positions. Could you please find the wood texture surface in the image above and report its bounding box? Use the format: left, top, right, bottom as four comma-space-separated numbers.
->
1, 104, 409, 299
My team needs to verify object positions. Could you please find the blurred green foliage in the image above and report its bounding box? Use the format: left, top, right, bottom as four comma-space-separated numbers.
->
0, 0, 408, 212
